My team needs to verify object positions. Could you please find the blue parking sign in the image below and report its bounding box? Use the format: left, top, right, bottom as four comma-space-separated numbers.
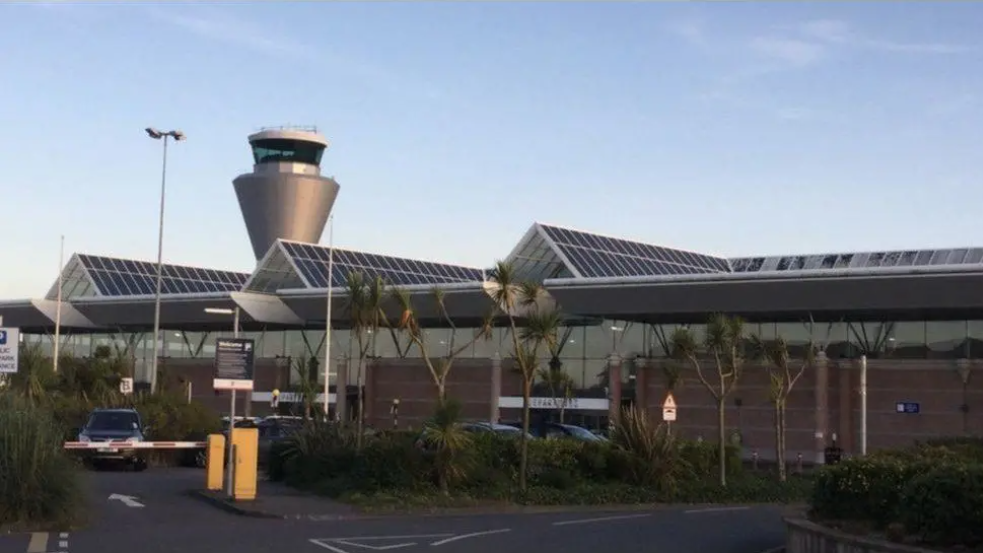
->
0, 331, 6, 345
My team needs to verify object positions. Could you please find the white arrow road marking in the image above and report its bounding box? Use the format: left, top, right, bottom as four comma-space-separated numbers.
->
26, 532, 47, 553
430, 528, 511, 546
552, 513, 651, 526
310, 535, 453, 553
108, 493, 145, 508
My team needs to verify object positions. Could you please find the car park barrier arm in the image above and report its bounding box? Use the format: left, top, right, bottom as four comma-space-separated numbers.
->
64, 441, 207, 449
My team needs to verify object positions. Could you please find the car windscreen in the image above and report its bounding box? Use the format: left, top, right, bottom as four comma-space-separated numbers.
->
562, 425, 603, 441
86, 412, 139, 432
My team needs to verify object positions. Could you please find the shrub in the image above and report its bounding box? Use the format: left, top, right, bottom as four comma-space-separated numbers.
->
0, 394, 83, 528
811, 456, 940, 527
898, 464, 983, 547
678, 440, 742, 479
610, 407, 691, 492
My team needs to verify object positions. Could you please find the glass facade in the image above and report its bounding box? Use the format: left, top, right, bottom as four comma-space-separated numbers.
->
23, 318, 982, 391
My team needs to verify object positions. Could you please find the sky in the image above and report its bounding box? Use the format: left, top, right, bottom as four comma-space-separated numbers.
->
1, 2, 982, 299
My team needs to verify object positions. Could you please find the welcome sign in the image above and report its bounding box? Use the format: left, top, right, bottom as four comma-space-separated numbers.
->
0, 328, 20, 374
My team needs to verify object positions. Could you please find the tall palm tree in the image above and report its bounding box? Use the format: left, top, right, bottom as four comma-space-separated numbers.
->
750, 334, 812, 482
487, 260, 553, 492
391, 287, 493, 405
670, 313, 745, 487
344, 272, 373, 449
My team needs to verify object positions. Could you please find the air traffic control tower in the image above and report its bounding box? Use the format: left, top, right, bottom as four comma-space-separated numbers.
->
233, 127, 340, 261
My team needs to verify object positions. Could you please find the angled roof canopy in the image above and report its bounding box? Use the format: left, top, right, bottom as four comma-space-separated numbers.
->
51, 253, 250, 298
244, 239, 486, 294
509, 223, 732, 282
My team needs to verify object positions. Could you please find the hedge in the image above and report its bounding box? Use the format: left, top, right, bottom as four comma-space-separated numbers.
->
810, 437, 983, 547
267, 422, 806, 507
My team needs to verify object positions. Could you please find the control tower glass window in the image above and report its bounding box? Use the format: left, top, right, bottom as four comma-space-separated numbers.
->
251, 139, 325, 166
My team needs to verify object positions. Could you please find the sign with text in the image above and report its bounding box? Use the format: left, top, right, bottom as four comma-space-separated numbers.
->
497, 396, 610, 411
896, 401, 920, 414
213, 338, 255, 391
0, 327, 20, 374
119, 377, 134, 395
662, 393, 677, 422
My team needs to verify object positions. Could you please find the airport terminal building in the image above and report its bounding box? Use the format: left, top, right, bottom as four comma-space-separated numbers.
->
3, 128, 982, 462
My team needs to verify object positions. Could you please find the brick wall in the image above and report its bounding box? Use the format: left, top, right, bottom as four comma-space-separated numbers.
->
158, 357, 290, 417
364, 357, 506, 429
639, 357, 983, 458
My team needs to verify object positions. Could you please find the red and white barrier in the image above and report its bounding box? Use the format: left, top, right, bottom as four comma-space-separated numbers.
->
64, 441, 206, 450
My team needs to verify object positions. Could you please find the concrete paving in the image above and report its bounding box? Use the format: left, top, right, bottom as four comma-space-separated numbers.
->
0, 468, 789, 553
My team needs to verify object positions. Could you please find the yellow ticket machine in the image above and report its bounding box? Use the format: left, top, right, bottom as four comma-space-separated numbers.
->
205, 434, 225, 491
230, 427, 258, 501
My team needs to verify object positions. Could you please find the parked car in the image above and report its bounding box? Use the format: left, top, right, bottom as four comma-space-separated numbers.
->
77, 408, 149, 471
414, 421, 533, 451
256, 417, 304, 467
503, 420, 606, 442
461, 422, 535, 438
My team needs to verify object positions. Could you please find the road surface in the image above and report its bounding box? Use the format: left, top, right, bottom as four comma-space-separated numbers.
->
0, 468, 787, 553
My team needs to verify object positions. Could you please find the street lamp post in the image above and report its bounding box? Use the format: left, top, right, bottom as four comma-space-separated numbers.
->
146, 127, 185, 393
323, 215, 335, 418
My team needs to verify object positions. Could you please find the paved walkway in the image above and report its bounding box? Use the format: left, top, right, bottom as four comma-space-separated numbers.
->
195, 478, 358, 520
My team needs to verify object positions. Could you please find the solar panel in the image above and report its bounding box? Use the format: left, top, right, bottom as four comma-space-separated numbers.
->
538, 224, 731, 279
279, 241, 484, 288
730, 247, 983, 273
78, 254, 250, 297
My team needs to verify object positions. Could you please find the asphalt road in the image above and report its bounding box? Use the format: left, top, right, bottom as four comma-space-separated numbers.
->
0, 468, 787, 553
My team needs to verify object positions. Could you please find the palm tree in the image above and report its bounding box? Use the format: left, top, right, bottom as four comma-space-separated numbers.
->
421, 398, 473, 494
750, 334, 812, 482
537, 361, 574, 423
343, 272, 375, 449
670, 314, 745, 487
391, 287, 493, 405
487, 260, 554, 492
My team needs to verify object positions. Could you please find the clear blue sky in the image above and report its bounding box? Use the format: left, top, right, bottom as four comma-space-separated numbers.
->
2, 2, 981, 299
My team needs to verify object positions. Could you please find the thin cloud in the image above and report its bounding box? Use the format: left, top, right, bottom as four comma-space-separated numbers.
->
145, 6, 311, 58
749, 37, 825, 67
144, 5, 447, 102
797, 19, 973, 55
665, 19, 709, 49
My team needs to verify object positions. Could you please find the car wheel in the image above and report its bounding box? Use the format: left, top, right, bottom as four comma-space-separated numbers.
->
133, 459, 148, 472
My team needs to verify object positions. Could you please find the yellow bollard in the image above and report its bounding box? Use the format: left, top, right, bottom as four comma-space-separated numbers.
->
231, 427, 259, 501
205, 434, 225, 491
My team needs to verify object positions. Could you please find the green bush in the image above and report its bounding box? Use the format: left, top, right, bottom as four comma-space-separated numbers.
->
811, 438, 983, 544
272, 405, 806, 509
0, 394, 84, 528
678, 440, 741, 479
811, 457, 939, 527
898, 464, 983, 547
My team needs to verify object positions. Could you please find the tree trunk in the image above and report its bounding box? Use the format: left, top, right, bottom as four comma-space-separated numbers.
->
774, 400, 785, 482
559, 405, 566, 424
717, 397, 727, 487
355, 359, 365, 450
436, 379, 446, 406
519, 377, 532, 492
779, 402, 788, 482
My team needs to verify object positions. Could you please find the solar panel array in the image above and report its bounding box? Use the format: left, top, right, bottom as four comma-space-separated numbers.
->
78, 254, 250, 296
280, 241, 485, 288
730, 247, 983, 273
538, 224, 731, 278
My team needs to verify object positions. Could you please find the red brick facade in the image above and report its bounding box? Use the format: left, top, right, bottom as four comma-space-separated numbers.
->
159, 357, 290, 417
159, 354, 983, 458
636, 356, 983, 459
